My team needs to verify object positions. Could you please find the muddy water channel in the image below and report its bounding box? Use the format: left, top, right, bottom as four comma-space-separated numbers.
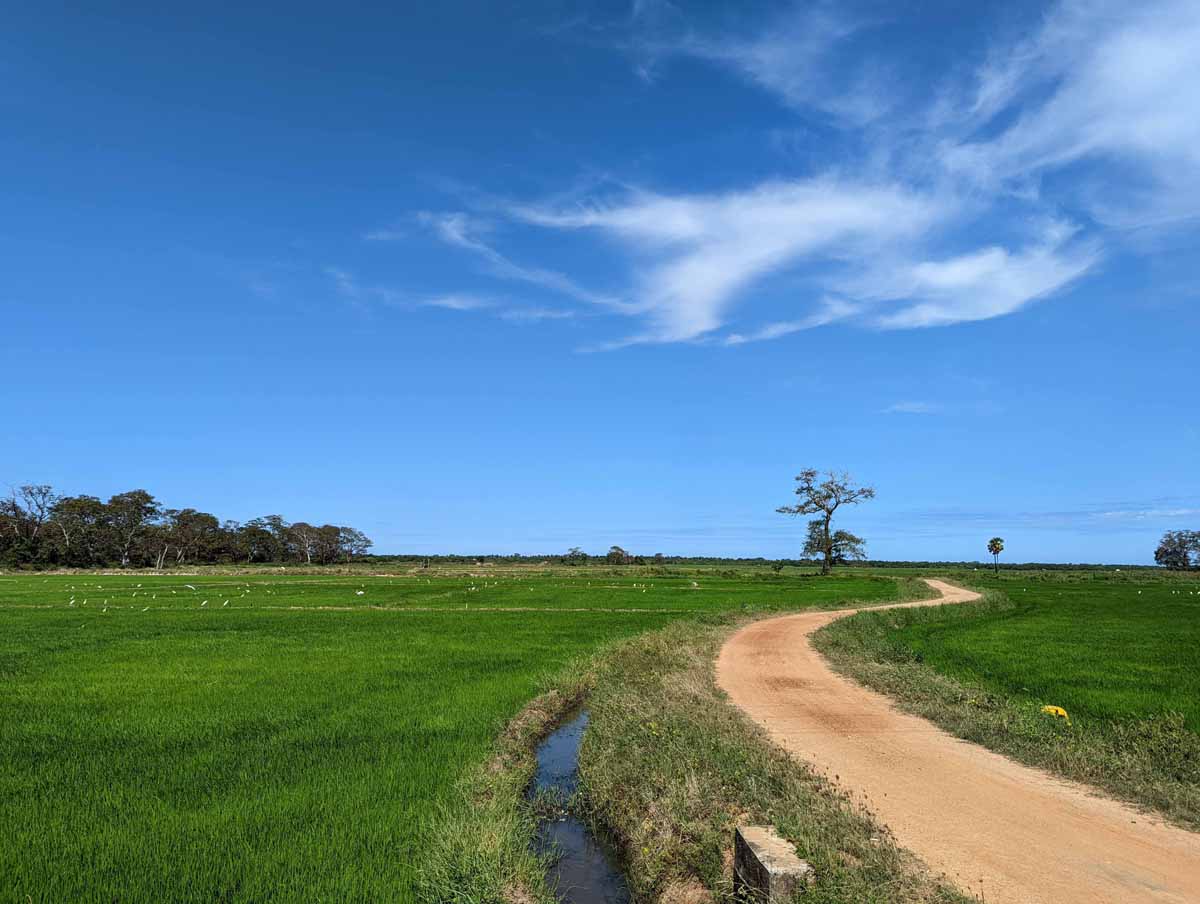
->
529, 711, 631, 904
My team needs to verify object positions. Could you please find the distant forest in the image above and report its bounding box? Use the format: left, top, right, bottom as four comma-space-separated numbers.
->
2, 484, 1172, 571
0, 484, 372, 568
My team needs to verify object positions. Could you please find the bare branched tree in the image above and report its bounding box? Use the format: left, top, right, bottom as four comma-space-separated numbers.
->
778, 469, 875, 575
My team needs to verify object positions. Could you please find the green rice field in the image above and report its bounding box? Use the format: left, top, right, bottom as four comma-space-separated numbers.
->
888, 572, 1200, 729
0, 567, 899, 903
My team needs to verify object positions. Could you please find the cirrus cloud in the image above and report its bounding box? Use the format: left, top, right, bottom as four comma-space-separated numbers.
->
385, 0, 1198, 349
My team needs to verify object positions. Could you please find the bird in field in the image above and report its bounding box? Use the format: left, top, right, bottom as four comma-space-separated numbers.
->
142, 607, 149, 612
223, 601, 229, 607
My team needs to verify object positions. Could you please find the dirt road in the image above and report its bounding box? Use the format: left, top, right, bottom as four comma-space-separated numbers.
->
716, 579, 1200, 903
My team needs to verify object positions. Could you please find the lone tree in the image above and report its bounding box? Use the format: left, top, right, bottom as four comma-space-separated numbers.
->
777, 469, 875, 575
987, 537, 1005, 575
1155, 530, 1199, 570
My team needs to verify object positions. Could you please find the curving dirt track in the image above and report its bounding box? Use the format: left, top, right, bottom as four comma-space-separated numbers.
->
716, 579, 1200, 903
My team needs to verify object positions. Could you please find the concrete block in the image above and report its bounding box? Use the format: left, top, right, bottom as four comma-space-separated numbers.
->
733, 826, 815, 901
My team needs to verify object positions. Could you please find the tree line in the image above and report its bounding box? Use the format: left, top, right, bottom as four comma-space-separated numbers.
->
0, 484, 372, 569
554, 547, 665, 566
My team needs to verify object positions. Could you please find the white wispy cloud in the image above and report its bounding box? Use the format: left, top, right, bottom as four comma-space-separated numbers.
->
324, 268, 582, 327
507, 183, 1103, 343
421, 293, 493, 312
511, 178, 941, 343
497, 306, 577, 322
939, 0, 1200, 226
326, 267, 491, 313
897, 498, 1200, 533
325, 267, 369, 305
1097, 507, 1200, 521
381, 0, 1197, 348
722, 297, 857, 345
420, 212, 626, 310
363, 227, 406, 242
851, 221, 1101, 329
883, 401, 942, 415
626, 1, 896, 125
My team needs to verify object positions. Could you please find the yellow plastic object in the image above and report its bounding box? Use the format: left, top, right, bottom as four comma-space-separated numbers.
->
1041, 705, 1071, 725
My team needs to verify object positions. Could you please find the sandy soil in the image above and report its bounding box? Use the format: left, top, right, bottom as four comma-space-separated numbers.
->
716, 579, 1200, 903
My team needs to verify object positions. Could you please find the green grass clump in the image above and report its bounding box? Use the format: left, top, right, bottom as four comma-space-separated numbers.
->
415, 685, 587, 904
814, 572, 1200, 829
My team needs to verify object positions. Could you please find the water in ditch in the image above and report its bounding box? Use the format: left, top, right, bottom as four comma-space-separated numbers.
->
530, 710, 631, 904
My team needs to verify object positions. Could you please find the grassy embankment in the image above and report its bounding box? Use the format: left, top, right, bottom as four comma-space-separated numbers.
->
814, 570, 1200, 829
0, 567, 900, 903
424, 574, 966, 904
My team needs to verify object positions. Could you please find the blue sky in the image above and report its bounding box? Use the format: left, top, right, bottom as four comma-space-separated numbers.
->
4, 0, 1198, 562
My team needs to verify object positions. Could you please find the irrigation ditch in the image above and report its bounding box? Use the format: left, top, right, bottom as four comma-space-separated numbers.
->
528, 709, 632, 904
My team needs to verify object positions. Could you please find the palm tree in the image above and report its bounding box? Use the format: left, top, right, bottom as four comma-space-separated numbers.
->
987, 537, 1005, 575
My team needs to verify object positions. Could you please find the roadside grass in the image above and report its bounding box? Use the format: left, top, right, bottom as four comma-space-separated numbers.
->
0, 567, 901, 903
575, 617, 972, 904
813, 572, 1200, 830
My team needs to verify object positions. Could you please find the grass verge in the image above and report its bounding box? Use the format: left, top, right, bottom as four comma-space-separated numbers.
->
812, 584, 1200, 831
575, 615, 970, 904
416, 664, 594, 904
